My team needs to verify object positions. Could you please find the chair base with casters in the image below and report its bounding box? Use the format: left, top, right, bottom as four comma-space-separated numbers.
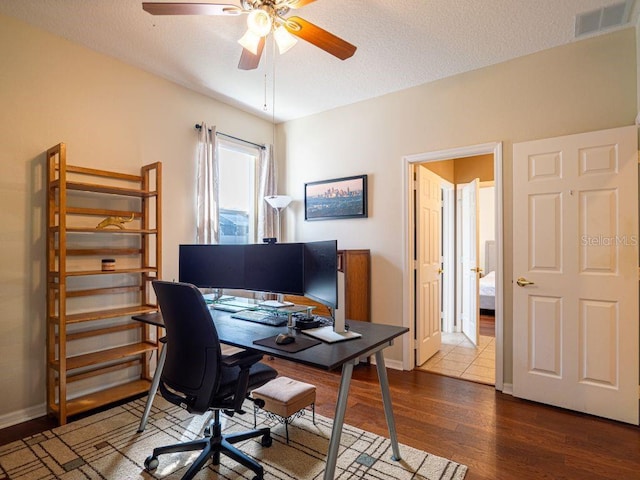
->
144, 409, 272, 480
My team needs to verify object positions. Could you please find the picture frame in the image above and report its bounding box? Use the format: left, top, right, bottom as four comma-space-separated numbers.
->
304, 174, 368, 221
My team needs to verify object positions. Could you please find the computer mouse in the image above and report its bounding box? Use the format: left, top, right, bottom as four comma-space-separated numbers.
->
275, 333, 295, 345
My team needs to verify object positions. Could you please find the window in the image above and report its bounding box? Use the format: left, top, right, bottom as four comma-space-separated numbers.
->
217, 139, 259, 244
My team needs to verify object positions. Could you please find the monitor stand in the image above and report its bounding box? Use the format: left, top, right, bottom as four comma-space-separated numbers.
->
333, 270, 347, 333
302, 271, 361, 343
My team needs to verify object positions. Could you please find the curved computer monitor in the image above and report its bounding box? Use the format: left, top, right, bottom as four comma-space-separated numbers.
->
303, 240, 338, 310
178, 241, 337, 309
179, 243, 306, 296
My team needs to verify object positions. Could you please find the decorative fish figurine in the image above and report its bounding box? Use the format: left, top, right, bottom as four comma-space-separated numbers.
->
96, 213, 135, 229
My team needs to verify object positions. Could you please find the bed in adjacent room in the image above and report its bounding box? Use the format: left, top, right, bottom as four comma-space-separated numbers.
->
479, 240, 496, 312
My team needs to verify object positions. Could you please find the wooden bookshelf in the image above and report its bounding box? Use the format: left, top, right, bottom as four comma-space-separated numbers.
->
46, 143, 162, 424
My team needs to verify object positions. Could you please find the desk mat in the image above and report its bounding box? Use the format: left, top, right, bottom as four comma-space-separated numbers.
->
253, 335, 321, 353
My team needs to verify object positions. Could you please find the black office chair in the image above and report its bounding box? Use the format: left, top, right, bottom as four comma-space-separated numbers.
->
144, 280, 278, 480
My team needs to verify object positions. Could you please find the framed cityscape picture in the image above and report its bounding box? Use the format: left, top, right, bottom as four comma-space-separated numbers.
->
304, 174, 368, 221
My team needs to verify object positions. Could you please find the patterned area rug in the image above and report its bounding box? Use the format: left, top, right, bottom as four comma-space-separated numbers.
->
0, 396, 467, 479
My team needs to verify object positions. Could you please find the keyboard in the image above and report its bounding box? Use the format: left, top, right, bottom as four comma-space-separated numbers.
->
258, 299, 294, 308
231, 310, 288, 326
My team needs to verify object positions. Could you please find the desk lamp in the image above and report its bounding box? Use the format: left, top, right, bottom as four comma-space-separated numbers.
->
265, 195, 292, 242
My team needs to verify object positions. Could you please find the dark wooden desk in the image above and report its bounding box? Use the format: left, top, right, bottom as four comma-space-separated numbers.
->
134, 309, 408, 480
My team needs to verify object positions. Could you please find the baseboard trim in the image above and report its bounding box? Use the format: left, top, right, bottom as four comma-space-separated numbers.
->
369, 356, 403, 371
501, 382, 513, 395
0, 378, 138, 430
0, 403, 46, 430
1, 358, 405, 430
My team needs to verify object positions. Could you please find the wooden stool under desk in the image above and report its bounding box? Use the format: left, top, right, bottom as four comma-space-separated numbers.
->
251, 376, 316, 444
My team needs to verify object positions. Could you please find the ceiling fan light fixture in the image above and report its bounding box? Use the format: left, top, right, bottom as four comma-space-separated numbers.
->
247, 9, 272, 37
238, 29, 262, 55
274, 25, 298, 54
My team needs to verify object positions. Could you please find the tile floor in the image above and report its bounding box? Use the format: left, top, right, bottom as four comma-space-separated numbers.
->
417, 332, 495, 385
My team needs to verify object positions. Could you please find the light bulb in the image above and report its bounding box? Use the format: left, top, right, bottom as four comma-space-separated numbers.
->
274, 25, 297, 54
246, 9, 272, 37
238, 29, 261, 55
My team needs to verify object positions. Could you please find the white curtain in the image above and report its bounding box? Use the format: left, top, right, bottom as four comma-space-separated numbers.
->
257, 144, 277, 241
195, 123, 219, 244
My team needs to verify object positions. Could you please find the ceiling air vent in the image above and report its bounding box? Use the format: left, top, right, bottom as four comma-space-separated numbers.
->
575, 0, 634, 38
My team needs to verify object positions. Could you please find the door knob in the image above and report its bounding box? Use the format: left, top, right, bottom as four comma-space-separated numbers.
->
470, 267, 482, 273
516, 277, 535, 287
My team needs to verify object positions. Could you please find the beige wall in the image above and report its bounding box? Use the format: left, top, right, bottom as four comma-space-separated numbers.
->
0, 14, 273, 424
280, 28, 637, 378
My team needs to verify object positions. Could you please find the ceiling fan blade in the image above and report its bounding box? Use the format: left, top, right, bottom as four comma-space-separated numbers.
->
142, 2, 243, 15
283, 0, 318, 8
238, 38, 265, 70
284, 16, 356, 60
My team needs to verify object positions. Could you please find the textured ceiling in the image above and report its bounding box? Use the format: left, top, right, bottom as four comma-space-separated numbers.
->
0, 0, 637, 122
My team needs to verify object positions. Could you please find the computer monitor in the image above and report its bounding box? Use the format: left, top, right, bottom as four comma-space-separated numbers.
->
244, 243, 305, 295
178, 244, 245, 289
303, 240, 338, 309
178, 241, 338, 306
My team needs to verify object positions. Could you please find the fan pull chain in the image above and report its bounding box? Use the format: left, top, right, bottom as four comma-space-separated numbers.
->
271, 36, 276, 154
263, 73, 268, 111
272, 40, 276, 126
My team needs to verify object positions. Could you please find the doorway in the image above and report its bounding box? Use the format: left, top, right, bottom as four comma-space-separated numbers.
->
402, 142, 504, 391
423, 173, 496, 384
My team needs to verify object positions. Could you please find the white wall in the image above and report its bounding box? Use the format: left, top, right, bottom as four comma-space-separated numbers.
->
280, 27, 637, 376
0, 14, 273, 425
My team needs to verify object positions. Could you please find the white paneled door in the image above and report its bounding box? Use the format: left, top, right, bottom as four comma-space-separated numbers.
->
513, 125, 638, 424
415, 165, 442, 365
460, 178, 480, 346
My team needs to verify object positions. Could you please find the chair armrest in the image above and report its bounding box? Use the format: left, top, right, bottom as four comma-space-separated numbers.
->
222, 350, 267, 414
222, 350, 264, 368
159, 382, 191, 410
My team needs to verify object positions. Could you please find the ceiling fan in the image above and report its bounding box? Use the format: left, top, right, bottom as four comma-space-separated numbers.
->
142, 1, 357, 70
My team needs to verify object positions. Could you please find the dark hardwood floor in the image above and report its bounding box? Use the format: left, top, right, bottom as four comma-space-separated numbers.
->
2, 358, 639, 479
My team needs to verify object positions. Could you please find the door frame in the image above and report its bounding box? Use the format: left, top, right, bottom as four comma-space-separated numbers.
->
402, 142, 505, 391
